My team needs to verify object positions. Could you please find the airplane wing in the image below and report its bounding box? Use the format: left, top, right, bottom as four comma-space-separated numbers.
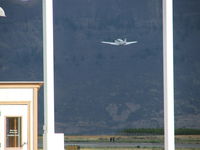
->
101, 41, 119, 45
125, 41, 138, 45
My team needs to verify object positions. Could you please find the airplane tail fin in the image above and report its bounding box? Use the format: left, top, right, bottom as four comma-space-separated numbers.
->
124, 38, 127, 42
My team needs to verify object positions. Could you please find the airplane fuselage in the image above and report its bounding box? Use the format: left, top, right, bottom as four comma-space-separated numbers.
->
114, 39, 126, 45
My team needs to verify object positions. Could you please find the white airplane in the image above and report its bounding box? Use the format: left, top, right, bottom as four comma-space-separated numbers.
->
101, 38, 138, 46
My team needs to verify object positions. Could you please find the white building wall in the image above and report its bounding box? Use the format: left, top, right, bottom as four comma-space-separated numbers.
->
0, 87, 34, 150
0, 88, 33, 101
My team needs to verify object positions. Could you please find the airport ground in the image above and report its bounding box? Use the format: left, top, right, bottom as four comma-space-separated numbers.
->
80, 148, 200, 150
38, 135, 200, 150
64, 135, 200, 144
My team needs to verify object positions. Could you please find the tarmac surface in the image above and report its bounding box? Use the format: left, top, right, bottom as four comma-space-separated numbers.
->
38, 140, 200, 148
64, 142, 200, 148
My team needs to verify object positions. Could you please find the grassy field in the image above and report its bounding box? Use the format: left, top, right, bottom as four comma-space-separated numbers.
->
175, 135, 200, 144
39, 148, 200, 150
80, 148, 200, 150
64, 135, 200, 144
64, 135, 163, 143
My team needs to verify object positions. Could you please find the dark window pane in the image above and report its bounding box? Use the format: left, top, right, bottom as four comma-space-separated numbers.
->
6, 117, 22, 147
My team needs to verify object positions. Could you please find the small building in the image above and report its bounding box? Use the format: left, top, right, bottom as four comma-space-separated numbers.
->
0, 82, 43, 150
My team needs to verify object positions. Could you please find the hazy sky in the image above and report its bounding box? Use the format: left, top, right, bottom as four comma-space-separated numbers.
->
0, 0, 200, 134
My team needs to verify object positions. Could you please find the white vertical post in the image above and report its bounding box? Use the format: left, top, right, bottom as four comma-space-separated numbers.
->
43, 0, 64, 150
43, 0, 55, 149
43, 0, 55, 134
163, 0, 175, 150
